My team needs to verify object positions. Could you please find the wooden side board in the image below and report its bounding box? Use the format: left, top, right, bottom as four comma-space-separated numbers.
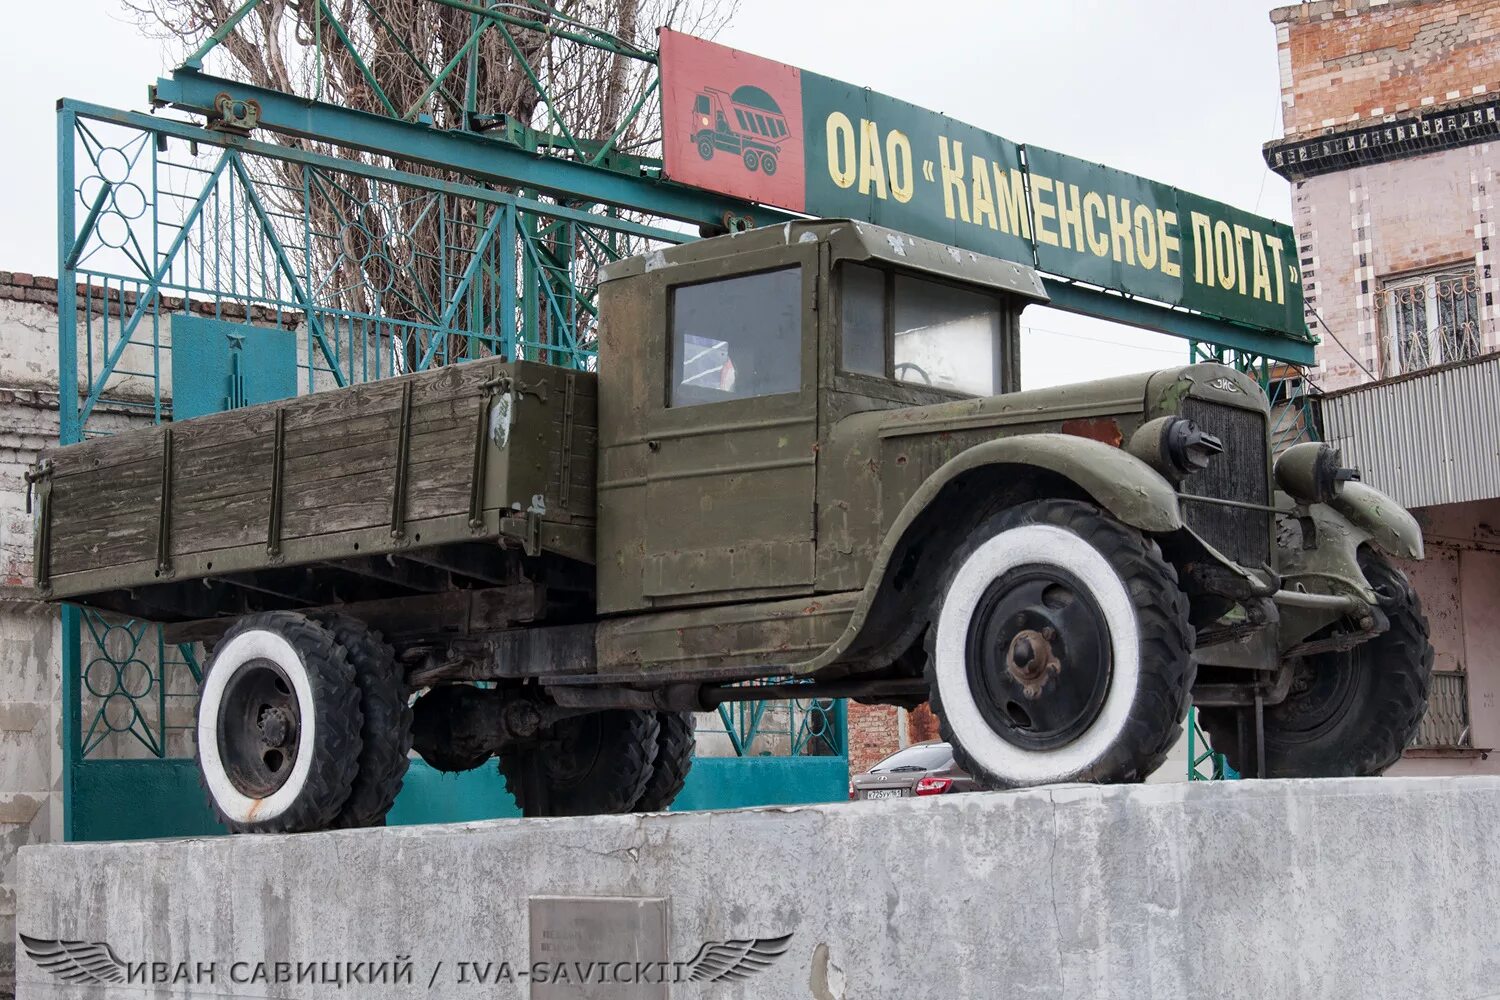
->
36, 359, 601, 614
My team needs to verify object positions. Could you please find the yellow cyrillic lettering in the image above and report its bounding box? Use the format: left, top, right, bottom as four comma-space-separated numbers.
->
1030, 175, 1058, 246
1083, 192, 1108, 257
1055, 183, 1086, 252
995, 165, 1031, 239
1233, 223, 1253, 296
1190, 212, 1214, 284
1266, 235, 1287, 305
970, 155, 998, 230
1214, 220, 1237, 291
826, 113, 856, 189
887, 130, 914, 203
858, 119, 887, 200
1250, 232, 1272, 302
1158, 210, 1182, 278
1133, 203, 1158, 271
1107, 195, 1135, 266
937, 137, 969, 223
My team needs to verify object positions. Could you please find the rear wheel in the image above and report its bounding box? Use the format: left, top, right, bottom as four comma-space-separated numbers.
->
926, 500, 1194, 788
760, 152, 778, 175
196, 612, 363, 833
312, 614, 411, 828
742, 148, 760, 171
498, 709, 660, 817
1200, 550, 1433, 777
634, 712, 696, 812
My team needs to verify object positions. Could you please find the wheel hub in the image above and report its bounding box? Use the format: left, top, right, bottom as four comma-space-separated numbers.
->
966, 565, 1113, 750
258, 706, 293, 747
1005, 628, 1061, 695
216, 658, 302, 798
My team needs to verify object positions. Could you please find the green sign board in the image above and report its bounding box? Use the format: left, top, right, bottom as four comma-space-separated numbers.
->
659, 29, 1307, 341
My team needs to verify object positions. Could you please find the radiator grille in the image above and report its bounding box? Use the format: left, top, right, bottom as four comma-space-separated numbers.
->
1178, 399, 1271, 568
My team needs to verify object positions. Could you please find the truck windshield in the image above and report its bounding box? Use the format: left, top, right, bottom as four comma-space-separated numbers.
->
839, 263, 1001, 396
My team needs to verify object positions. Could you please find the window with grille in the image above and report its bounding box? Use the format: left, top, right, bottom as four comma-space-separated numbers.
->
1410, 670, 1471, 750
1380, 265, 1481, 373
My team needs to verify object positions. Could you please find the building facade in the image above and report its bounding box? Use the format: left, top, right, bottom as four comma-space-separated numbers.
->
1267, 0, 1500, 772
1267, 0, 1500, 389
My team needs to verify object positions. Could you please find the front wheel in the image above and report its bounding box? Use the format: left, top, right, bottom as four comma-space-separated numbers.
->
1200, 550, 1433, 777
926, 500, 1195, 787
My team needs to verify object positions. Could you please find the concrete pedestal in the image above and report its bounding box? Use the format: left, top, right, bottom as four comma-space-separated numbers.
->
16, 776, 1500, 999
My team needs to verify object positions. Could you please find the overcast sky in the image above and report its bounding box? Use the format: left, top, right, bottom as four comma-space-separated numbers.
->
0, 0, 1293, 388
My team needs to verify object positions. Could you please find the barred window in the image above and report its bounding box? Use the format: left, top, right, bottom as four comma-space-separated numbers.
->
1380, 266, 1481, 373
1410, 670, 1471, 750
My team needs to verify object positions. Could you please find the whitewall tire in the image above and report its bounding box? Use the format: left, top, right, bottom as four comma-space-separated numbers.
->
196, 611, 363, 833
926, 500, 1194, 787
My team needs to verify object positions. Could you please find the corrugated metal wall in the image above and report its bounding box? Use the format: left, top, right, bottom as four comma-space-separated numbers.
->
1320, 354, 1500, 508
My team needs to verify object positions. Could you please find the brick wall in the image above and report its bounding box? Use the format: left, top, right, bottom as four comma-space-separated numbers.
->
1292, 143, 1498, 388
1272, 0, 1500, 138
846, 703, 901, 777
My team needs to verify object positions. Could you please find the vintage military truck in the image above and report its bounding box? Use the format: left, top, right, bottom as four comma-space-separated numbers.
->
31, 220, 1433, 833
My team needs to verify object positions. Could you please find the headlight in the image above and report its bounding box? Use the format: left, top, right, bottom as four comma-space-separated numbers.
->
1274, 441, 1359, 504
1128, 416, 1224, 481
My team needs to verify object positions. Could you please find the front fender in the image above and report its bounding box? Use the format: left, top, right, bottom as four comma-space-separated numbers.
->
891, 433, 1185, 535
793, 435, 1182, 676
1328, 480, 1424, 560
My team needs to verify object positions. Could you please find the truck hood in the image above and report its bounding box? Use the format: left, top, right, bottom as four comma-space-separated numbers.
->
846, 363, 1264, 443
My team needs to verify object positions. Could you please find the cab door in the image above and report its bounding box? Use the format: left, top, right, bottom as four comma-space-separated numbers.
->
639, 243, 820, 605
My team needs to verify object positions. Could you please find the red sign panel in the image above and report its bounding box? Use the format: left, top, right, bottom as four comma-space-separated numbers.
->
658, 29, 806, 213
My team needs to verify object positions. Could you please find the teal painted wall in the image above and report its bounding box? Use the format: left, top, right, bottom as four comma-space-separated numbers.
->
70, 755, 850, 840
70, 760, 225, 842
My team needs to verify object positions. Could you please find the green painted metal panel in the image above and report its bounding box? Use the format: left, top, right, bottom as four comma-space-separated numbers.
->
669, 756, 849, 811
1041, 279, 1316, 365
386, 762, 521, 825
658, 28, 1313, 347
171, 315, 298, 420
1024, 148, 1304, 339
69, 755, 849, 839
387, 756, 850, 827
70, 760, 224, 841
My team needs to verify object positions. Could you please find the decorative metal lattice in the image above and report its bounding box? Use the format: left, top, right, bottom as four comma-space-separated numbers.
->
58, 102, 682, 761
1380, 267, 1481, 374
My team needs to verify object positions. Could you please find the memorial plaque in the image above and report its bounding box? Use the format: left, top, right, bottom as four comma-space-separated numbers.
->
529, 896, 670, 1000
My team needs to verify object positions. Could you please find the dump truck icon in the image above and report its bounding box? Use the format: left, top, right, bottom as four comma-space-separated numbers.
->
691, 85, 790, 175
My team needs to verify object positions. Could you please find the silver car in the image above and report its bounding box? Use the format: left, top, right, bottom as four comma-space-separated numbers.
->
849, 741, 981, 801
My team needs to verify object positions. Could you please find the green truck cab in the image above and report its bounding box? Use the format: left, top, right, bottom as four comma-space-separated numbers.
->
32, 220, 1433, 832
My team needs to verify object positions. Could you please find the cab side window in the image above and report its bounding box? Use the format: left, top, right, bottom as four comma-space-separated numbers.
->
670, 267, 803, 407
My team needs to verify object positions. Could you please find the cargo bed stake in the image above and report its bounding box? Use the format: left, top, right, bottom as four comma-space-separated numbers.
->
390, 380, 414, 540
155, 428, 174, 576
266, 407, 286, 556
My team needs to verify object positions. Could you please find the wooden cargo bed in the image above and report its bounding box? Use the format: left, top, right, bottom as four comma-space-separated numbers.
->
33, 358, 598, 627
